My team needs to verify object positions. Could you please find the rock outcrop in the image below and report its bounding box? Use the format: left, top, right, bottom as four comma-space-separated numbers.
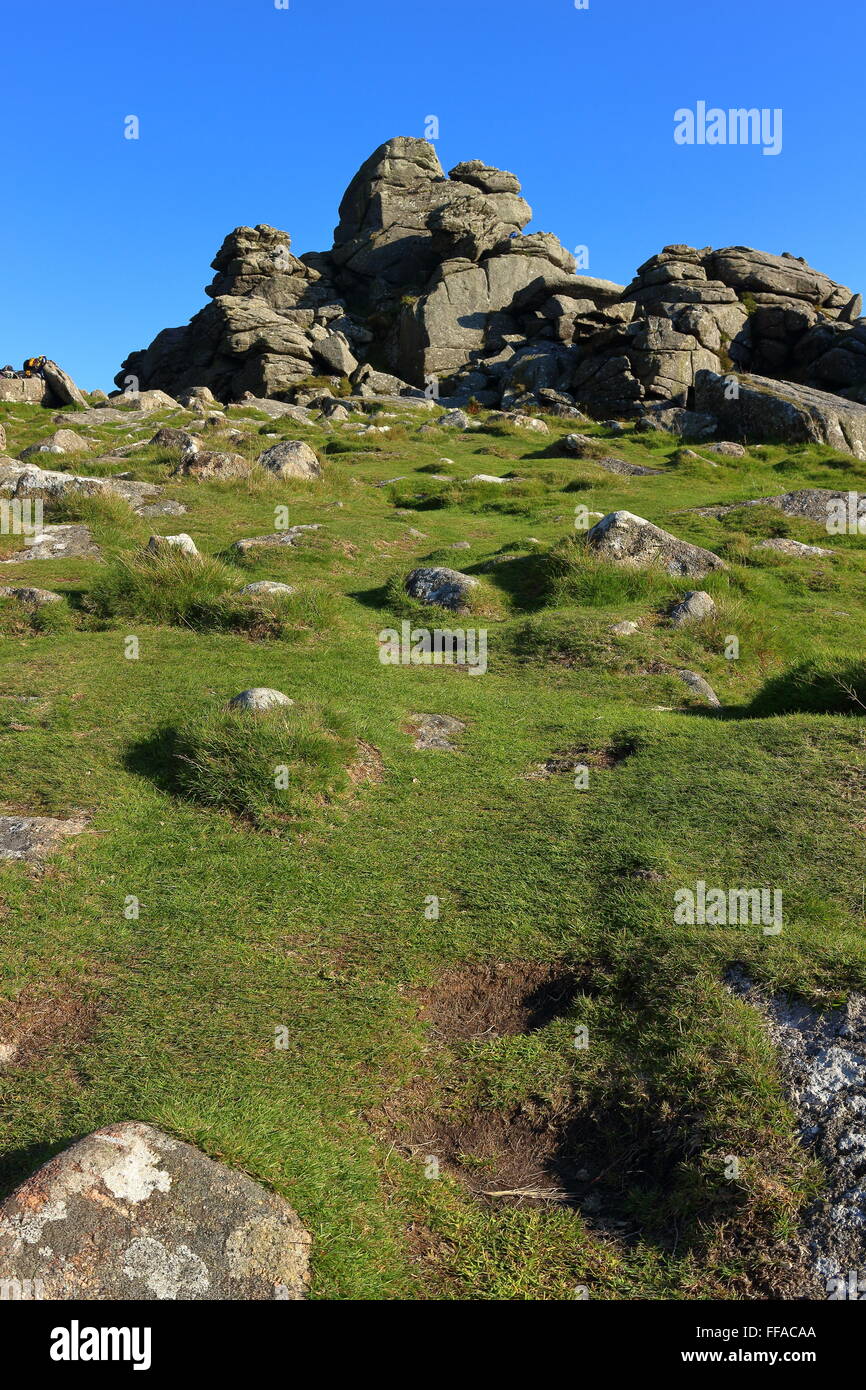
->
114, 139, 866, 451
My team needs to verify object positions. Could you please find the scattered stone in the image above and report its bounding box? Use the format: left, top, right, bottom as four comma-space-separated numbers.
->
669, 590, 717, 625
257, 440, 322, 480
112, 389, 185, 413
150, 427, 201, 453
405, 566, 479, 612
0, 1122, 311, 1299
709, 440, 747, 457
239, 581, 297, 597
0, 813, 88, 865
468, 473, 508, 484
755, 537, 834, 558
0, 525, 101, 563
147, 534, 199, 557
438, 409, 471, 429
675, 668, 721, 706
232, 525, 321, 556
590, 456, 664, 477
407, 713, 466, 752
0, 586, 63, 606
610, 620, 639, 636
587, 511, 727, 578
229, 688, 294, 712
177, 386, 218, 409
136, 499, 188, 518
173, 447, 250, 481
19, 429, 92, 459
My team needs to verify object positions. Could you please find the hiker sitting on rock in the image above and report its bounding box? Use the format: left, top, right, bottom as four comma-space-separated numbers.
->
22, 355, 47, 378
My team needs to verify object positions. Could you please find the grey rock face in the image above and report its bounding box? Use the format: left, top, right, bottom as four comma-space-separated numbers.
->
41, 359, 88, 408
229, 688, 294, 712
19, 429, 92, 458
697, 488, 866, 526
669, 590, 717, 625
755, 537, 833, 557
0, 1122, 311, 1299
173, 447, 251, 481
694, 370, 866, 458
405, 565, 479, 612
586, 511, 727, 578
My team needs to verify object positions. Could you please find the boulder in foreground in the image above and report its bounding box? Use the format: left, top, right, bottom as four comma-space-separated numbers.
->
0, 1121, 311, 1299
586, 511, 726, 578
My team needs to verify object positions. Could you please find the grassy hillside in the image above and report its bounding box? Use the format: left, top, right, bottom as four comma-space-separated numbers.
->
0, 396, 864, 1299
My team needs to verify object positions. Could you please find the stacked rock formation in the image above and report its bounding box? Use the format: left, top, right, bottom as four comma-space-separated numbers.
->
116, 136, 866, 453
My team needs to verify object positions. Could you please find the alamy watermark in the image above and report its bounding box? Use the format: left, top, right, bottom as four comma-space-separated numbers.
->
826, 492, 866, 535
674, 103, 783, 157
0, 498, 43, 536
378, 620, 488, 675
674, 880, 782, 935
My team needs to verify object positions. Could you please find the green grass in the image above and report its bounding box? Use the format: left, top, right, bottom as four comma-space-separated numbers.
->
0, 397, 865, 1299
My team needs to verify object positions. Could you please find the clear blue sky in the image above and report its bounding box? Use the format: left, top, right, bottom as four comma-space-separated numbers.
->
2, 0, 863, 391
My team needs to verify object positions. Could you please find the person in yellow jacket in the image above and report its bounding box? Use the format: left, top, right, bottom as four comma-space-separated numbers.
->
22, 356, 47, 378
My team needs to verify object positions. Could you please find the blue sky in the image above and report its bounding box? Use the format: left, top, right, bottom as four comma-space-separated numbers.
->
2, 0, 863, 390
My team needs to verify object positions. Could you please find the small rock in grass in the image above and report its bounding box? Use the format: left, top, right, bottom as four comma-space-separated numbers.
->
228, 688, 294, 713
676, 669, 721, 707
610, 620, 639, 636
239, 582, 297, 597
755, 537, 833, 558
147, 533, 199, 557
468, 473, 508, 484
408, 713, 466, 752
405, 566, 479, 612
0, 586, 63, 606
669, 590, 717, 626
0, 812, 88, 865
709, 440, 746, 457
437, 409, 471, 429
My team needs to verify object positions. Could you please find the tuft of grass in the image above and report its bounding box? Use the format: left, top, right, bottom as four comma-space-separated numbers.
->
749, 659, 866, 716
543, 535, 680, 608
167, 703, 356, 827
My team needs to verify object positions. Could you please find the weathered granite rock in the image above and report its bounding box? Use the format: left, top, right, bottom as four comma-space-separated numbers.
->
676, 668, 721, 707
257, 440, 322, 480
587, 511, 726, 578
19, 429, 92, 459
0, 585, 64, 606
694, 370, 866, 458
669, 590, 717, 625
147, 533, 199, 556
173, 447, 251, 481
232, 524, 321, 556
239, 581, 297, 597
0, 1122, 311, 1299
755, 537, 833, 557
407, 712, 466, 751
405, 565, 479, 611
0, 524, 101, 563
0, 813, 87, 865
229, 688, 294, 712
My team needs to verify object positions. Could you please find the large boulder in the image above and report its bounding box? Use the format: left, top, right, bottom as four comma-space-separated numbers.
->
257, 440, 322, 480
41, 360, 88, 409
694, 370, 866, 459
0, 1122, 311, 1299
586, 511, 727, 578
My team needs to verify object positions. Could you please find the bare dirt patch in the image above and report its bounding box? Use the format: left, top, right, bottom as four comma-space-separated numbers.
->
418, 960, 579, 1041
0, 982, 101, 1072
